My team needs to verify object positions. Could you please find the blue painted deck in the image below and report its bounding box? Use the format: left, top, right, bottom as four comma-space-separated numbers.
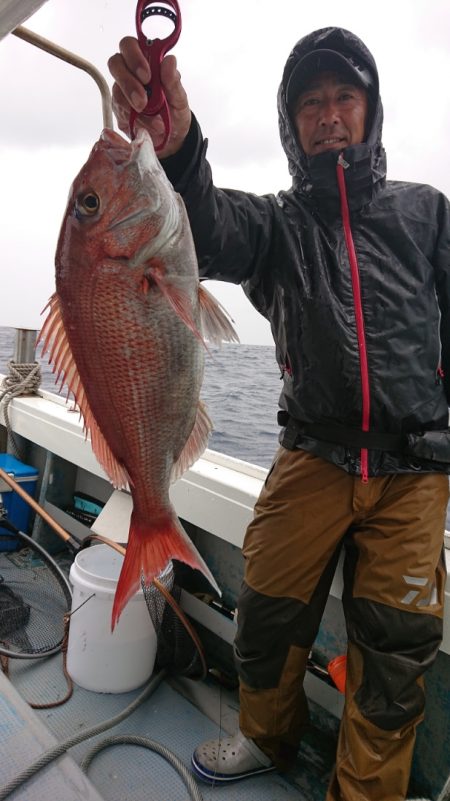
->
1, 654, 336, 801
3, 607, 450, 801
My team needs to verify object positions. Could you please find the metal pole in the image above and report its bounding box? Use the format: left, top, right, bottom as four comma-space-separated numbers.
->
12, 25, 113, 129
13, 329, 37, 363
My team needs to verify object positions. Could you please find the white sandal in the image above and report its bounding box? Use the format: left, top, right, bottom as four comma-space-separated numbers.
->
191, 729, 275, 784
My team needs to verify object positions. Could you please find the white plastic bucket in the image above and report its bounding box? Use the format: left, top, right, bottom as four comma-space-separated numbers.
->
67, 544, 157, 693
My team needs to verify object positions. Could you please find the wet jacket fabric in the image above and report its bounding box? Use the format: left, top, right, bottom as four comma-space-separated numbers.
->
163, 27, 450, 478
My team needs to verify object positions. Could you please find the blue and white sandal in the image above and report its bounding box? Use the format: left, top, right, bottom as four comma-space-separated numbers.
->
191, 729, 276, 784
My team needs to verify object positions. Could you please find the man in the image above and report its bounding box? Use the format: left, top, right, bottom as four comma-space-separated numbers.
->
109, 26, 450, 801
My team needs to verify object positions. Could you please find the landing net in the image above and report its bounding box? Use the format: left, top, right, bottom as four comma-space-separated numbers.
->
0, 527, 72, 659
142, 564, 207, 680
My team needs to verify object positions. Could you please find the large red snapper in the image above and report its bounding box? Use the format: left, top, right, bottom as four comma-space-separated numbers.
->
39, 128, 238, 628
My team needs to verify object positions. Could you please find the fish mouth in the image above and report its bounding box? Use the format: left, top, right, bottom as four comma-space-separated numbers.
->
99, 128, 153, 164
101, 127, 160, 177
98, 127, 178, 259
101, 128, 129, 147
134, 128, 161, 174
99, 128, 162, 231
100, 128, 133, 165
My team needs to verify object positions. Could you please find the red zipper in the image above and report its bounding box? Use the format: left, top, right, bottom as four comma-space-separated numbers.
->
336, 154, 370, 483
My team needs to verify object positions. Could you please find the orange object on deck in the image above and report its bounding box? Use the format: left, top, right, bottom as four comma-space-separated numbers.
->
327, 654, 347, 693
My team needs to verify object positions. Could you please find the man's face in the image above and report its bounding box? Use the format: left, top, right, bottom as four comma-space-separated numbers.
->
292, 71, 368, 156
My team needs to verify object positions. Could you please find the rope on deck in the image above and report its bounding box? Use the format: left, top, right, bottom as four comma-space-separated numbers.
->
0, 669, 171, 801
80, 735, 204, 801
0, 360, 41, 457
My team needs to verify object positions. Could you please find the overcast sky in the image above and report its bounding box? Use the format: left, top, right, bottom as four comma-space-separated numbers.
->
1, 0, 449, 343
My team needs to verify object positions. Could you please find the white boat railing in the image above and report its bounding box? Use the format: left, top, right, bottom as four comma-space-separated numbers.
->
1, 375, 450, 656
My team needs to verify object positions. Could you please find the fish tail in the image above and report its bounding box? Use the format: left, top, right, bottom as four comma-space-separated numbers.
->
111, 510, 220, 630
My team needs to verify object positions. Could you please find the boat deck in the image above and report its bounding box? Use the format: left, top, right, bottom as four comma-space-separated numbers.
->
1, 385, 449, 799
1, 652, 337, 801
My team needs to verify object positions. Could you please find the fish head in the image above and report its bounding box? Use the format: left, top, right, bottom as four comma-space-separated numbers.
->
56, 127, 185, 283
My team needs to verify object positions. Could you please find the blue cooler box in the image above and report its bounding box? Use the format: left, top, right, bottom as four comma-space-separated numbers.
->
0, 453, 39, 550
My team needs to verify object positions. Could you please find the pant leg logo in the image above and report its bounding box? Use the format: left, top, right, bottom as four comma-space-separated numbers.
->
401, 575, 438, 607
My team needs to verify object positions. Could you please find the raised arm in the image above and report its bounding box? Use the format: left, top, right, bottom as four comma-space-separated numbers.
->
108, 38, 276, 287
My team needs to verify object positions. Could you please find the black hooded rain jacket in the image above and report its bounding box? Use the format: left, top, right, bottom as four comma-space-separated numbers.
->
164, 27, 450, 478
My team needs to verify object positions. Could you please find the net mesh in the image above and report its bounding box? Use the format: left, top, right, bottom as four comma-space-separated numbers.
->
141, 563, 205, 679
0, 520, 206, 674
0, 532, 71, 657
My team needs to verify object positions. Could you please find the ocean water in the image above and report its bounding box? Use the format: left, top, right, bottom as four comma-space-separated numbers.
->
0, 327, 280, 469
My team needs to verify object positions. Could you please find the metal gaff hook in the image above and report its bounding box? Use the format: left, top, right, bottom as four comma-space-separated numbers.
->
129, 0, 182, 148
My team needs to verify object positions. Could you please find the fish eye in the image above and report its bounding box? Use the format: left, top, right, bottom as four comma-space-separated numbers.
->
76, 192, 100, 216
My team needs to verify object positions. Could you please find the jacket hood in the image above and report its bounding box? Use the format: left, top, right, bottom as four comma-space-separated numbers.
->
278, 27, 386, 208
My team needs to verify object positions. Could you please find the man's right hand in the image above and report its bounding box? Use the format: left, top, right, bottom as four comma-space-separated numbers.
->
108, 36, 192, 158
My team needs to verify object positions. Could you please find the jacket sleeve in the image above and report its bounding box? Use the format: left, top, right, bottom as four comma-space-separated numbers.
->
161, 115, 275, 286
433, 191, 450, 405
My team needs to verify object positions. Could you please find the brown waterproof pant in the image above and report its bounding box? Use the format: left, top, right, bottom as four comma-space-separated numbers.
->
234, 448, 448, 801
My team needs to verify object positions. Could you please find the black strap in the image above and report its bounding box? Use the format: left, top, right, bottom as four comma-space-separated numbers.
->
277, 412, 405, 452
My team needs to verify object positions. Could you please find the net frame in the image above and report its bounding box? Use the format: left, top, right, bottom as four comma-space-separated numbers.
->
0, 522, 72, 660
142, 566, 208, 680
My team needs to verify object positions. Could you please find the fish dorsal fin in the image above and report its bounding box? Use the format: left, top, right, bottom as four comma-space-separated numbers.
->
171, 399, 213, 483
198, 283, 240, 345
39, 293, 130, 490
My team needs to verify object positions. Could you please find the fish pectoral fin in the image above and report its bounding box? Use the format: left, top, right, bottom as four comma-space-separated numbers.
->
39, 292, 130, 490
171, 400, 213, 483
198, 283, 240, 345
145, 261, 206, 346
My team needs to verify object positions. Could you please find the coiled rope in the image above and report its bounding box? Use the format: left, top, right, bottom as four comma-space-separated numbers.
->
0, 360, 41, 457
0, 667, 202, 801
